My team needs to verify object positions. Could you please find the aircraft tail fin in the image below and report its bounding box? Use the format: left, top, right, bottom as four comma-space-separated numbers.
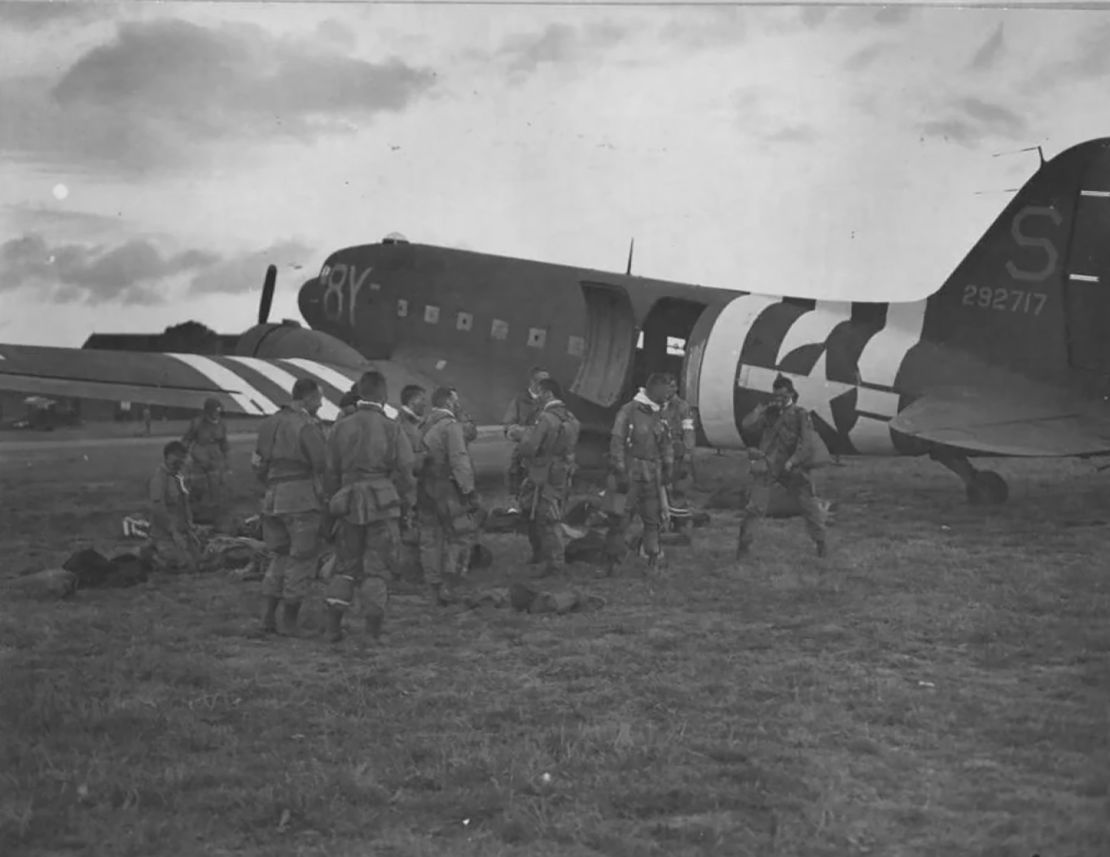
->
931, 138, 1109, 305
923, 137, 1110, 377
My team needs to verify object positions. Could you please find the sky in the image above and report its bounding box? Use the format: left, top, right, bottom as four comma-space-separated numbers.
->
1, 0, 1108, 346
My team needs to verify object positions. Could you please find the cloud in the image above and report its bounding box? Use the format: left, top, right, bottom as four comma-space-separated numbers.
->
834, 6, 914, 28
4, 203, 129, 234
764, 124, 819, 145
189, 240, 317, 296
920, 119, 979, 146
799, 6, 832, 29
959, 97, 1027, 137
0, 18, 437, 174
871, 6, 914, 26
495, 21, 629, 79
776, 6, 912, 33
1031, 20, 1110, 91
733, 85, 820, 147
315, 18, 357, 51
919, 96, 1028, 147
969, 23, 1005, 71
658, 7, 746, 48
843, 42, 886, 72
0, 233, 218, 305
0, 1, 99, 29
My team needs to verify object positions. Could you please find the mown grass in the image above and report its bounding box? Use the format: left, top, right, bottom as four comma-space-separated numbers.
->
1, 440, 1108, 856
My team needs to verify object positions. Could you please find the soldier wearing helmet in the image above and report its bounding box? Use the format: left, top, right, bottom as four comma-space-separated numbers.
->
737, 375, 828, 558
182, 396, 231, 530
502, 367, 551, 518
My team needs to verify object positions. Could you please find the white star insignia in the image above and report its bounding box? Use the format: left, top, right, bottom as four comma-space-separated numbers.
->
737, 353, 856, 430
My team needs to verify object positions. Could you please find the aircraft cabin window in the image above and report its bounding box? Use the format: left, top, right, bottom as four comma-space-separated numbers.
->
397, 299, 408, 318
424, 305, 440, 324
457, 312, 473, 332
527, 328, 547, 349
491, 319, 509, 340
666, 336, 686, 356
567, 335, 585, 357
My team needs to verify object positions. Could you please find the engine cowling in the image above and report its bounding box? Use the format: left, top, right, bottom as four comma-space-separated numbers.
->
235, 322, 367, 368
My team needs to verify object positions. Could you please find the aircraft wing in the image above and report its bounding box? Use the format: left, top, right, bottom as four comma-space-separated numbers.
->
889, 386, 1110, 457
0, 343, 432, 423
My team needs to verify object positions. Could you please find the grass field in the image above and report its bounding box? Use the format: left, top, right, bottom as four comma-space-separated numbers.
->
1, 438, 1108, 857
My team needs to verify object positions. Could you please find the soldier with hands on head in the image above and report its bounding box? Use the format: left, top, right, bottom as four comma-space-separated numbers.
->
737, 375, 828, 558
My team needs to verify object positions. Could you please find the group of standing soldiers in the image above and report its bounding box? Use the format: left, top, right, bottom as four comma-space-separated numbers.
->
250, 373, 486, 643
146, 362, 828, 644
251, 366, 591, 644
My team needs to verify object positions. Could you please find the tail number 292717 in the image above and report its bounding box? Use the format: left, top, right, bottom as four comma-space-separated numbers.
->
961, 285, 1047, 315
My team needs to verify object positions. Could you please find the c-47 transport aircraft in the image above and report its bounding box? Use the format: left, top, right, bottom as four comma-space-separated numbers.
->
2, 137, 1109, 504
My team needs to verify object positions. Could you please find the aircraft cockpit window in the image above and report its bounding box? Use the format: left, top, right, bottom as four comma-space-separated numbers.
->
397, 299, 408, 318
636, 330, 644, 350
457, 312, 473, 331
383, 232, 409, 244
424, 305, 440, 324
527, 328, 547, 348
666, 336, 686, 356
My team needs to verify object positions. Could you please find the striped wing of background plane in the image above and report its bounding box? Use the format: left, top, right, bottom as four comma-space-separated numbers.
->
0, 345, 399, 422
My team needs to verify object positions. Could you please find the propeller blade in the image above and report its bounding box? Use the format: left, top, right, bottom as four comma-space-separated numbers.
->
258, 264, 277, 324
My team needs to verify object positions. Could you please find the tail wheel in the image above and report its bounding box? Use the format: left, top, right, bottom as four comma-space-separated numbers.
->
966, 470, 1009, 505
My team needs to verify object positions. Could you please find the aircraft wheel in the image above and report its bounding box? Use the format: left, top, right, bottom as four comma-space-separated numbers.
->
966, 470, 1009, 505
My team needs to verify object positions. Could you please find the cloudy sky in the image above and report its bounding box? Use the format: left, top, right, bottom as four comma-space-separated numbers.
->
1, 0, 1107, 346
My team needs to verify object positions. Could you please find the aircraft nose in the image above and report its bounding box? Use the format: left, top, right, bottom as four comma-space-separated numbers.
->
298, 276, 323, 324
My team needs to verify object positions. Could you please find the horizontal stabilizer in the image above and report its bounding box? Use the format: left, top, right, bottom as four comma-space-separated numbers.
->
889, 385, 1110, 457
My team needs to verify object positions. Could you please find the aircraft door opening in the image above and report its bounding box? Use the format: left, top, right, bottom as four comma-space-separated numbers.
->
632, 298, 709, 395
570, 282, 637, 407
1064, 185, 1110, 373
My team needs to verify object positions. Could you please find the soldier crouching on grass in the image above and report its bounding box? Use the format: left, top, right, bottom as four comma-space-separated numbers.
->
145, 440, 202, 573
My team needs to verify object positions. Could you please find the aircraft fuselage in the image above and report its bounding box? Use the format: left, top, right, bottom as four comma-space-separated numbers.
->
296, 137, 1110, 462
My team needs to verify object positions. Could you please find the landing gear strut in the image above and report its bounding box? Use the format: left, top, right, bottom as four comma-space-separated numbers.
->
930, 452, 1009, 505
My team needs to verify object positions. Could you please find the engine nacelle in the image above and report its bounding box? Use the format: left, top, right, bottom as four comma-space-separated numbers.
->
235, 322, 367, 368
